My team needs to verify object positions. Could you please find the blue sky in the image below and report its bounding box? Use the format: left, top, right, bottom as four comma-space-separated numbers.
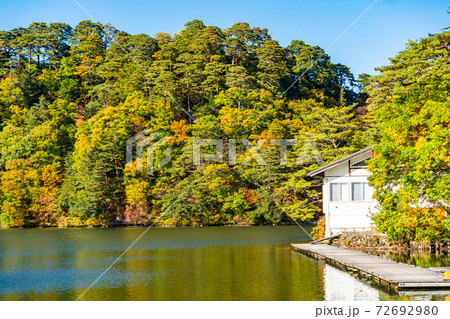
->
0, 0, 448, 76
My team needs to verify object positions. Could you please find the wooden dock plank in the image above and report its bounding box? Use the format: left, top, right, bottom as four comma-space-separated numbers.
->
292, 243, 450, 289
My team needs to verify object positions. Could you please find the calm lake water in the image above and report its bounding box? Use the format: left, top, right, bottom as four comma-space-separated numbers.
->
0, 226, 448, 301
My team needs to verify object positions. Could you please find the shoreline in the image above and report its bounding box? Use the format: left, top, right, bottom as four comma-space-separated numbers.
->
0, 222, 310, 230
328, 231, 450, 253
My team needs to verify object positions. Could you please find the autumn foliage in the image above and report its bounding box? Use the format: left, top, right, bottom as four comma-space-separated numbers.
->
367, 31, 450, 244
0, 20, 369, 227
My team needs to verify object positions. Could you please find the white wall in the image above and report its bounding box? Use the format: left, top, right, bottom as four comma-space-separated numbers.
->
324, 162, 349, 177
322, 151, 377, 236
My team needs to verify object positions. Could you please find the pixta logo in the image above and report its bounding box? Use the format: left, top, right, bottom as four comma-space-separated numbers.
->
193, 137, 325, 167
126, 131, 325, 175
126, 130, 172, 175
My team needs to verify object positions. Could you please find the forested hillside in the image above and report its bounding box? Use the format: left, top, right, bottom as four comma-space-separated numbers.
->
0, 20, 368, 227
367, 31, 450, 243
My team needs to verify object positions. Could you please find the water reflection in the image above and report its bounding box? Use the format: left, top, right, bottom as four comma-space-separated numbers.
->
0, 227, 448, 301
323, 264, 380, 300
365, 250, 450, 268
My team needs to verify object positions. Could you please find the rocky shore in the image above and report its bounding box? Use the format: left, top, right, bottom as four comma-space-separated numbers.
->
329, 231, 449, 252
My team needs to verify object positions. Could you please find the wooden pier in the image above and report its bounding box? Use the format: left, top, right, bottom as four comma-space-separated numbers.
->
292, 243, 450, 290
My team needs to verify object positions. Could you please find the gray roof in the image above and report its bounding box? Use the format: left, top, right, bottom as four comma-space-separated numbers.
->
307, 146, 373, 177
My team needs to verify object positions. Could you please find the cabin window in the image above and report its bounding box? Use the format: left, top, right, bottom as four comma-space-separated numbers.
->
330, 183, 348, 202
351, 182, 372, 201
349, 157, 371, 169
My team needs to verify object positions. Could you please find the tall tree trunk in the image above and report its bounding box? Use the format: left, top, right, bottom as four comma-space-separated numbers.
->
186, 77, 192, 124
28, 47, 32, 69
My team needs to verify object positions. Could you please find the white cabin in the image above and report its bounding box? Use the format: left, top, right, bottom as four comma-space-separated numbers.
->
308, 146, 377, 237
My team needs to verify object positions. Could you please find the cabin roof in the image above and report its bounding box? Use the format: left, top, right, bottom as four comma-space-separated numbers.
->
307, 146, 373, 177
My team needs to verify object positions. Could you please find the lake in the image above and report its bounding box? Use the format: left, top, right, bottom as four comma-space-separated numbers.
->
0, 226, 448, 301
